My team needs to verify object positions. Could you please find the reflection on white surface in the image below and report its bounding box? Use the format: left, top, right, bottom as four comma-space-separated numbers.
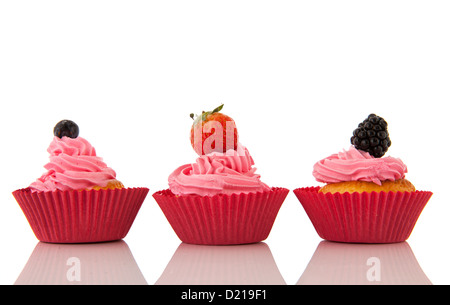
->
297, 241, 432, 285
156, 242, 286, 285
15, 241, 147, 285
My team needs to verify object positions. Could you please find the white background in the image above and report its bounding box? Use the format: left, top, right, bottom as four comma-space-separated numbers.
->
1, 0, 449, 285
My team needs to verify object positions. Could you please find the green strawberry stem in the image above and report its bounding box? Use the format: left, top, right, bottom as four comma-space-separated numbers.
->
190, 104, 224, 123
211, 104, 224, 114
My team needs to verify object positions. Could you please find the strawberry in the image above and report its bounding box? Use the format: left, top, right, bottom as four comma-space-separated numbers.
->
190, 104, 239, 155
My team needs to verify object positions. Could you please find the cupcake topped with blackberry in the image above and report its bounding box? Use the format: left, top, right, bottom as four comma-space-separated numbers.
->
12, 120, 149, 243
294, 114, 432, 243
313, 113, 415, 194
350, 113, 391, 158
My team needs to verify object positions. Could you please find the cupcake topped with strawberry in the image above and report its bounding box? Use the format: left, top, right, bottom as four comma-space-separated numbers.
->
154, 104, 289, 245
189, 104, 238, 156
168, 104, 270, 196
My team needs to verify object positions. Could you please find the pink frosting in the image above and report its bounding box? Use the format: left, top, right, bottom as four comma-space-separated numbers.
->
313, 146, 407, 185
29, 136, 118, 192
168, 144, 270, 196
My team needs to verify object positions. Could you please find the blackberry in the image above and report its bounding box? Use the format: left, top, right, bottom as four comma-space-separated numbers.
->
350, 114, 391, 158
53, 120, 79, 139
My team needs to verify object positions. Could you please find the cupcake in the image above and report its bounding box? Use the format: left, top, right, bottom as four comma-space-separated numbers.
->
153, 104, 289, 245
294, 114, 432, 243
12, 120, 149, 243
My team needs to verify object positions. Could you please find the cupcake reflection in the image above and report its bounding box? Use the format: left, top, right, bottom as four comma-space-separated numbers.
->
297, 241, 431, 285
156, 242, 285, 285
15, 241, 147, 285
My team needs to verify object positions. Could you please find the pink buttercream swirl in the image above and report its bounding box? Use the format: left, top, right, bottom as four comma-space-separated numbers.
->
29, 136, 118, 192
168, 144, 270, 196
313, 146, 407, 186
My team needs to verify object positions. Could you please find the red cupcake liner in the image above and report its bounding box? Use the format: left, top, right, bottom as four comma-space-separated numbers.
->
293, 187, 432, 243
153, 187, 289, 245
12, 187, 149, 243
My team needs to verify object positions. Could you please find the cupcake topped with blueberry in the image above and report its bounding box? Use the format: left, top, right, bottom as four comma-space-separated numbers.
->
294, 114, 432, 243
29, 120, 123, 192
12, 120, 149, 243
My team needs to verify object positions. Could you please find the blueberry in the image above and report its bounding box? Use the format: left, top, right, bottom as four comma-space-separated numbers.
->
53, 120, 79, 139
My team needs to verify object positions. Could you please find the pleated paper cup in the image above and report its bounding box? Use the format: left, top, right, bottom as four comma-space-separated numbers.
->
293, 187, 432, 244
153, 187, 289, 245
12, 187, 149, 243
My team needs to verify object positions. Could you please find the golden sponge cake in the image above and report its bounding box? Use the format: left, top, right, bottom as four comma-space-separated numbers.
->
319, 179, 415, 194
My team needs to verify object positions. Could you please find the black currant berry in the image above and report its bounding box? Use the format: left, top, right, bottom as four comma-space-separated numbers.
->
350, 114, 390, 158
53, 120, 79, 139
